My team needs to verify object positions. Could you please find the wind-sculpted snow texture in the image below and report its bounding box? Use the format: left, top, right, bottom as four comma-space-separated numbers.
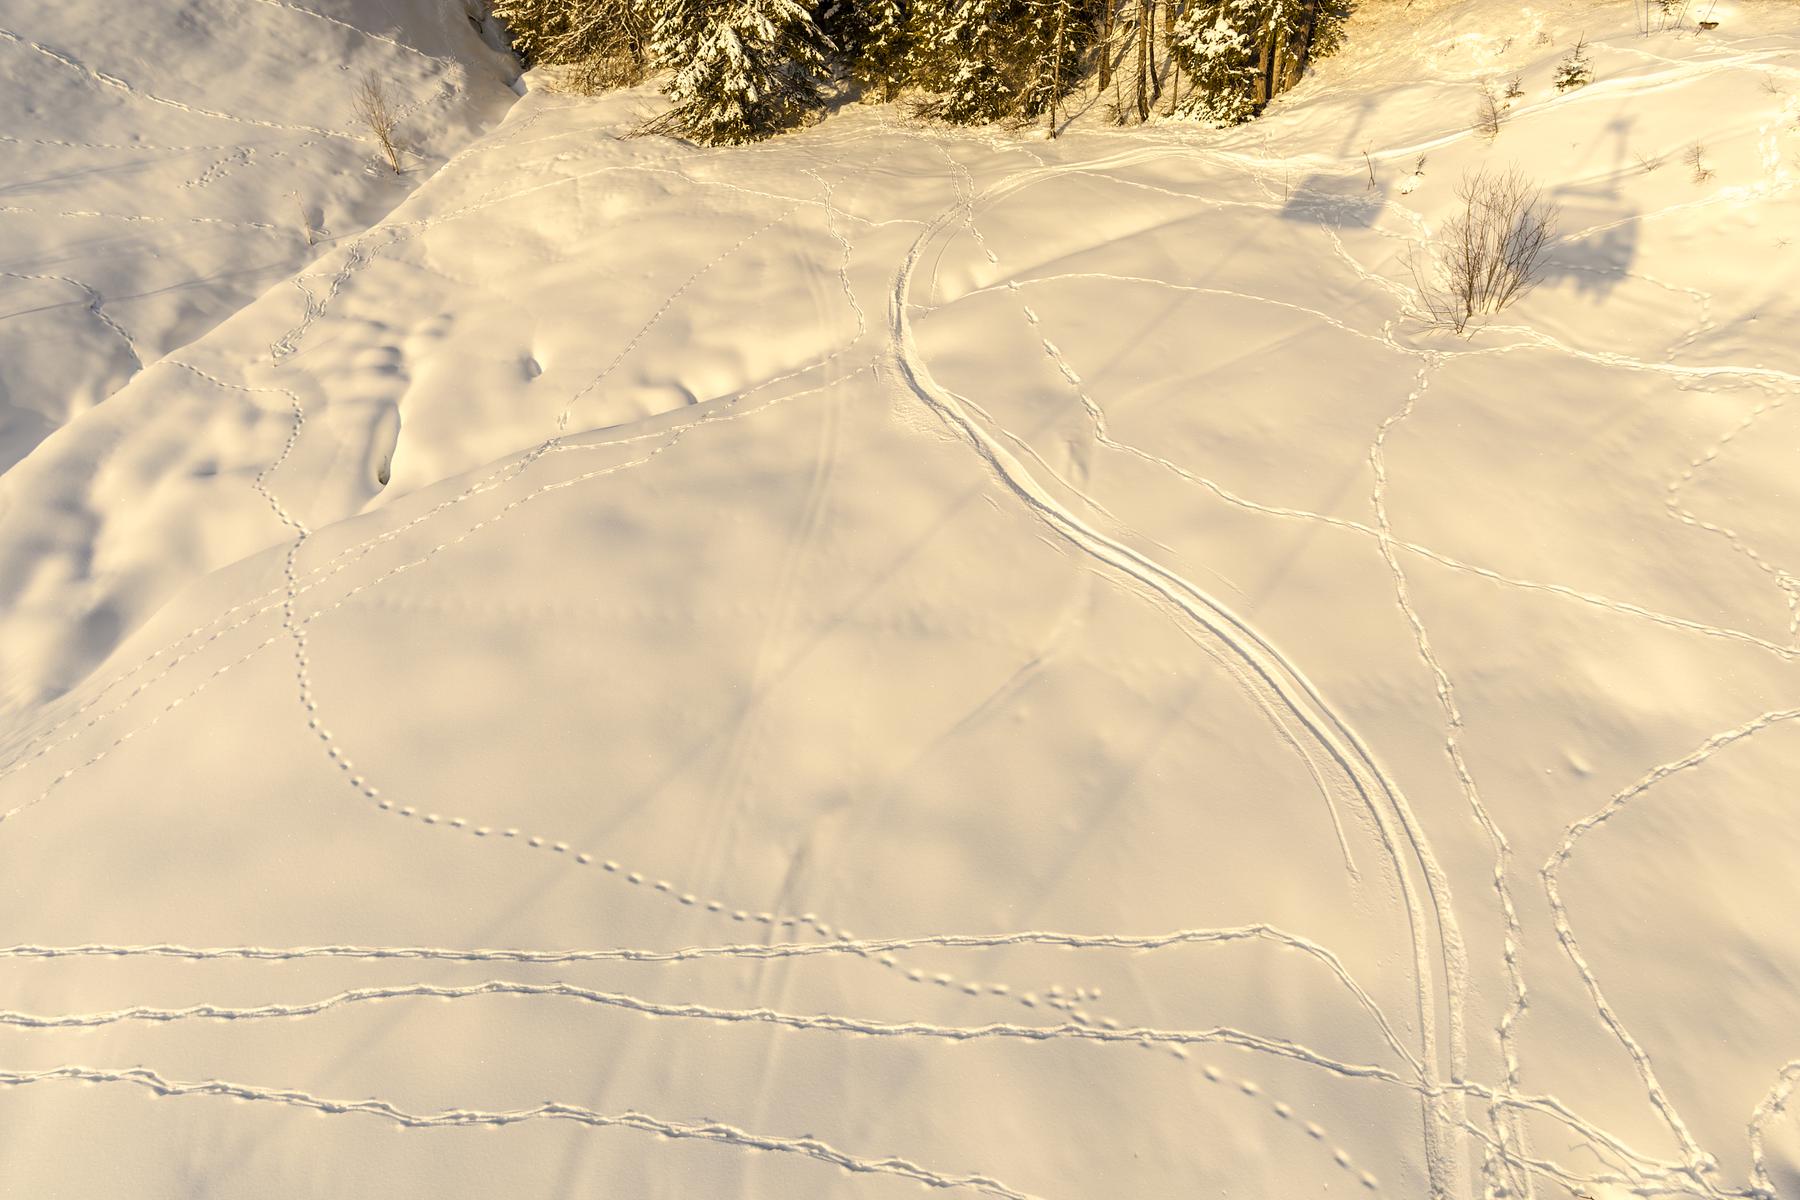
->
3, 1, 1800, 1198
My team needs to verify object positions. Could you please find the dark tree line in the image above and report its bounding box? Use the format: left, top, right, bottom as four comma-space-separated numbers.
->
491, 0, 1352, 143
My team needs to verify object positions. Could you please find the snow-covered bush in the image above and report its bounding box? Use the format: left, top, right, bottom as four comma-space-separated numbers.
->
1410, 167, 1558, 333
644, 0, 833, 144
1554, 36, 1593, 91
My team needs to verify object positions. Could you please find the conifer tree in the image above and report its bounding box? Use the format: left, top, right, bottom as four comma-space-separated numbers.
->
910, 0, 1089, 125
649, 0, 833, 144
1171, 0, 1258, 123
1171, 0, 1349, 124
1553, 35, 1593, 91
649, 0, 706, 74
852, 0, 914, 100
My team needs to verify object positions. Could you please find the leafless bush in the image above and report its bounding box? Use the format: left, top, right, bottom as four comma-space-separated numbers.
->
288, 192, 315, 246
1475, 82, 1504, 140
1685, 140, 1714, 182
1636, 152, 1664, 172
491, 0, 649, 93
352, 72, 404, 173
1410, 167, 1558, 334
1505, 73, 1525, 101
547, 47, 645, 95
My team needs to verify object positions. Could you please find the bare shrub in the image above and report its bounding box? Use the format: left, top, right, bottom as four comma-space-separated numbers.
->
1475, 82, 1504, 140
287, 192, 315, 246
545, 46, 645, 95
1685, 140, 1714, 182
1505, 73, 1525, 101
1410, 167, 1558, 334
492, 0, 649, 93
352, 72, 404, 173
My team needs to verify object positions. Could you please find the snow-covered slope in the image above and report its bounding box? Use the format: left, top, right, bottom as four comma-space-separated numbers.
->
3, 2, 1799, 1199
0, 0, 518, 471
0, 0, 521, 706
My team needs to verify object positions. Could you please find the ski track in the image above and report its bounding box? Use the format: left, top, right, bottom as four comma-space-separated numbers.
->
6, 33, 1800, 1199
919, 135, 1394, 1188
885, 145, 1476, 1200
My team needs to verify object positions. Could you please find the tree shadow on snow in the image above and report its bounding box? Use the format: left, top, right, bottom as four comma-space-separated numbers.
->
1541, 194, 1642, 301
1279, 171, 1390, 229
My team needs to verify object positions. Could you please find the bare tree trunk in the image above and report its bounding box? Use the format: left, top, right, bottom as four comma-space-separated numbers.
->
1134, 1, 1150, 121
1097, 0, 1116, 90
1146, 0, 1162, 107
1254, 24, 1274, 108
1048, 0, 1069, 137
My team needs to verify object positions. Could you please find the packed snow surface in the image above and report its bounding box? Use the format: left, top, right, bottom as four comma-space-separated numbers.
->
2, 1, 1800, 1198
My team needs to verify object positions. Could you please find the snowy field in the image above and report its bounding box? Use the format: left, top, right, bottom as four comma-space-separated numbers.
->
3, 1, 1800, 1198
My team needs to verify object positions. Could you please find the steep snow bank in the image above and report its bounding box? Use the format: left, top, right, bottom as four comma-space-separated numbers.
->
0, 0, 519, 473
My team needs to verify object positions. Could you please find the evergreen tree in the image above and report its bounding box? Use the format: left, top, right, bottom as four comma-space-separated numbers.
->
1170, 0, 1258, 124
650, 0, 833, 144
649, 0, 707, 73
851, 0, 914, 101
1553, 36, 1593, 91
1170, 0, 1350, 124
911, 0, 1090, 125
